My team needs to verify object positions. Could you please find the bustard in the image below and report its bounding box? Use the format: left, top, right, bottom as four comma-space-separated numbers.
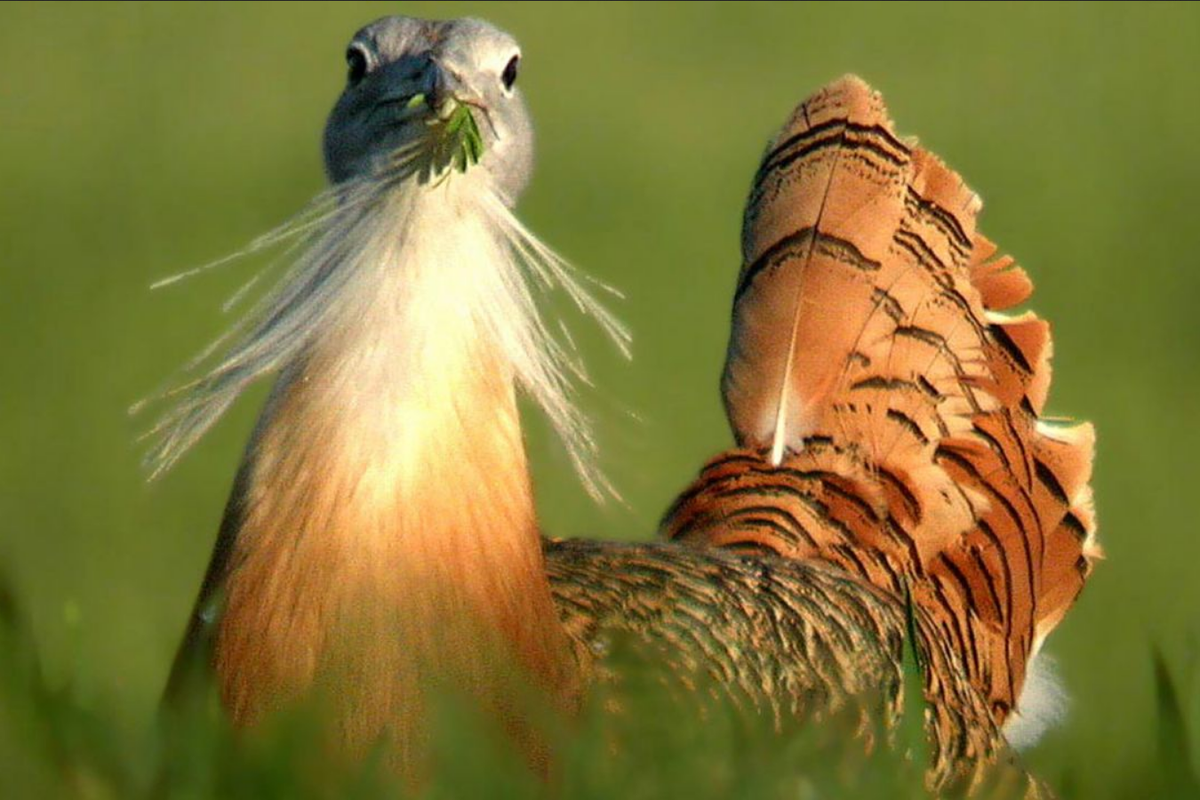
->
145, 15, 1097, 793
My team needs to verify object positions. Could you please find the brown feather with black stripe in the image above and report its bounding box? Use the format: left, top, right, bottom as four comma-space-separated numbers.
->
663, 75, 1099, 733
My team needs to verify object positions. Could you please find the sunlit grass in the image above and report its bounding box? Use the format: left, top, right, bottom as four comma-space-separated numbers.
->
2, 571, 1195, 799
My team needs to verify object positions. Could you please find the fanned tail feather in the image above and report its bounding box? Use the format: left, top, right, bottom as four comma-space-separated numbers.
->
665, 76, 1098, 738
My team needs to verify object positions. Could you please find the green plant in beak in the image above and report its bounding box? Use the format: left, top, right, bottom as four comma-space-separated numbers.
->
409, 93, 485, 175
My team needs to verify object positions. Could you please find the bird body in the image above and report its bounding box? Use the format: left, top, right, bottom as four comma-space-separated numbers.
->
149, 16, 1096, 792
203, 186, 577, 763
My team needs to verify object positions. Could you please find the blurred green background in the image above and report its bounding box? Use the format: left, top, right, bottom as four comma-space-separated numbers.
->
1, 1, 1198, 795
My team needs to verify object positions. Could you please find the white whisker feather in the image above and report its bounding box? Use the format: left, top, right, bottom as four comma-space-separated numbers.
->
135, 145, 626, 498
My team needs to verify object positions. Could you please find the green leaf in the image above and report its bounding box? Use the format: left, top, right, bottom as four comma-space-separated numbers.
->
444, 107, 466, 137
1153, 649, 1200, 794
899, 586, 930, 773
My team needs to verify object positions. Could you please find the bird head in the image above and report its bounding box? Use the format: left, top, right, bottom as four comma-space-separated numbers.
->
139, 16, 627, 496
323, 16, 532, 205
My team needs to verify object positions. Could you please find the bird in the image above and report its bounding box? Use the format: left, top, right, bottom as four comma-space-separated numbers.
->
151, 15, 622, 779
144, 14, 1097, 793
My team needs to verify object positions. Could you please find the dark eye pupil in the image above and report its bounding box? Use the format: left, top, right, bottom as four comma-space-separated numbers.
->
502, 55, 520, 90
346, 48, 368, 86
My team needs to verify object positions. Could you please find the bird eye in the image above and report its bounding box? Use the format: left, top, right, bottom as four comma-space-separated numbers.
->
501, 54, 520, 91
346, 46, 369, 86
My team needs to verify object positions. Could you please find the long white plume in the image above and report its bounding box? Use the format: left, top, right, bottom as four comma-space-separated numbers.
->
134, 146, 629, 499
1003, 651, 1068, 751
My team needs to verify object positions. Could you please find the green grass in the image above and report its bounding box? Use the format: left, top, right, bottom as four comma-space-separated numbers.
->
1, 1, 1199, 796
1, 574, 1196, 798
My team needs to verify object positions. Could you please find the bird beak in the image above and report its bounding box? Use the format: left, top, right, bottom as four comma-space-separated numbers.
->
425, 58, 453, 116
415, 59, 490, 173
368, 56, 445, 120
426, 59, 491, 122
365, 56, 489, 176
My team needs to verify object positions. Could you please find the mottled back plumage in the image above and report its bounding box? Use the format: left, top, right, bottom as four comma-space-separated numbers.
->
544, 538, 1027, 792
